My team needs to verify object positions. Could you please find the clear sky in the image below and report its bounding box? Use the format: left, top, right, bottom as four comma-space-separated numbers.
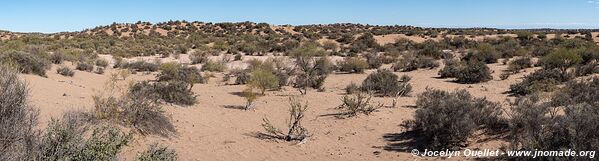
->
2, 0, 599, 33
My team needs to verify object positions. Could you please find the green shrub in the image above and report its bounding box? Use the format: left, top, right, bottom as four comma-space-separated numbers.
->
249, 69, 279, 94
509, 68, 572, 96
455, 60, 492, 84
157, 62, 205, 87
507, 57, 532, 72
0, 50, 50, 76
361, 69, 411, 97
38, 114, 132, 161
392, 54, 439, 72
137, 143, 178, 161
290, 44, 332, 94
0, 66, 39, 160
540, 48, 582, 72
337, 57, 368, 73
402, 89, 503, 149
202, 60, 227, 72
57, 66, 75, 77
76, 61, 94, 72
463, 43, 499, 64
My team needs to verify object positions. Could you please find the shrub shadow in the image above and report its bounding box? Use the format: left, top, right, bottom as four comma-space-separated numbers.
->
382, 131, 428, 152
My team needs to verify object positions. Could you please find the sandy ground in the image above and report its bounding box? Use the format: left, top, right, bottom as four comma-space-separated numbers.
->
21, 57, 532, 160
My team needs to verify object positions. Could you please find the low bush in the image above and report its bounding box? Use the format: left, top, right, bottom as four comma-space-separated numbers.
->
248, 69, 279, 94
38, 114, 132, 161
0, 66, 39, 160
202, 60, 227, 72
56, 66, 75, 77
366, 53, 383, 69
76, 61, 94, 72
337, 57, 369, 73
94, 81, 176, 135
137, 143, 178, 161
539, 48, 582, 72
463, 43, 499, 64
95, 67, 105, 75
0, 50, 50, 76
392, 54, 439, 72
337, 92, 382, 117
438, 59, 461, 78
509, 68, 572, 96
190, 51, 209, 64
455, 60, 492, 84
157, 62, 205, 87
50, 52, 65, 64
361, 69, 411, 97
122, 60, 160, 72
95, 58, 109, 68
402, 89, 503, 149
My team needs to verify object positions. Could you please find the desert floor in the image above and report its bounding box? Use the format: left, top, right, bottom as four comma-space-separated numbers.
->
21, 55, 538, 161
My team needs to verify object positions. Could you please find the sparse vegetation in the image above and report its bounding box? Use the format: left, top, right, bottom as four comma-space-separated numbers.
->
248, 69, 279, 94
0, 50, 50, 76
202, 60, 227, 72
337, 57, 368, 73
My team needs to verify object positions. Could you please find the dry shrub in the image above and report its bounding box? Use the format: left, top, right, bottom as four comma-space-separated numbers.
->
509, 68, 572, 96
202, 60, 227, 72
76, 61, 94, 72
261, 97, 309, 142
337, 92, 382, 117
0, 66, 39, 160
56, 66, 75, 77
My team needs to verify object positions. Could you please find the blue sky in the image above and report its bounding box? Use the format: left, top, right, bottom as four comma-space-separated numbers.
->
1, 0, 599, 33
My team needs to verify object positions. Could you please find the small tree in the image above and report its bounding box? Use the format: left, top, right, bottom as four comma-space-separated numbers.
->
290, 44, 332, 94
540, 48, 582, 73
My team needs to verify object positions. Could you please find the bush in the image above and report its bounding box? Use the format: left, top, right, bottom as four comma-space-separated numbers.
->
95, 67, 105, 75
540, 48, 582, 72
190, 51, 209, 64
157, 62, 205, 87
94, 81, 176, 135
438, 59, 461, 78
95, 58, 109, 68
122, 60, 159, 72
366, 53, 383, 69
249, 69, 279, 94
76, 61, 94, 72
463, 43, 499, 64
402, 89, 503, 149
149, 81, 197, 106
337, 92, 382, 117
509, 68, 572, 96
337, 57, 368, 73
261, 97, 309, 141
0, 50, 50, 76
392, 54, 439, 72
345, 82, 360, 94
137, 143, 178, 161
202, 60, 227, 72
57, 66, 75, 77
0, 66, 39, 160
454, 60, 492, 84
507, 57, 532, 72
361, 69, 411, 97
38, 114, 132, 161
50, 52, 65, 64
